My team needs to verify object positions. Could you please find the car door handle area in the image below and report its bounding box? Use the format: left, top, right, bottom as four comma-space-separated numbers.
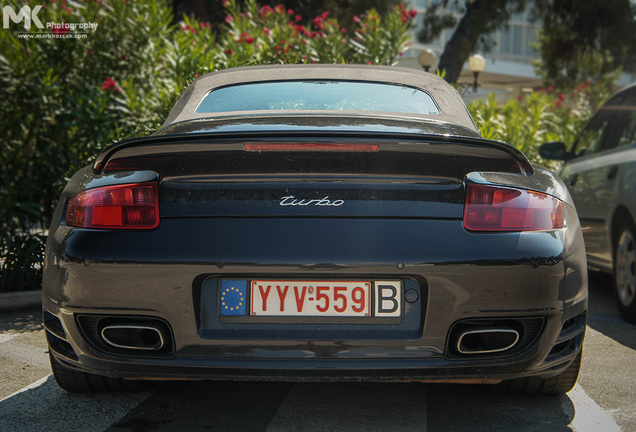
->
607, 165, 619, 180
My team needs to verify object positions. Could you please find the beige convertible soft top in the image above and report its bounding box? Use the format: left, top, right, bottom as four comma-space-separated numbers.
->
162, 64, 478, 132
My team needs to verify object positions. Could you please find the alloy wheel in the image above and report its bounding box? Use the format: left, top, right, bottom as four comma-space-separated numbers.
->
616, 229, 636, 306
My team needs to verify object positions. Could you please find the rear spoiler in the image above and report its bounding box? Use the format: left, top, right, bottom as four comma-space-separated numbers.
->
93, 131, 533, 176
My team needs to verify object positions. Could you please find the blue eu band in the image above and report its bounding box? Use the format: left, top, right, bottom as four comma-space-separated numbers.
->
220, 280, 247, 316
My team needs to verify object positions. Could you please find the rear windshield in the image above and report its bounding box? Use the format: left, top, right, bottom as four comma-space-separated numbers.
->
195, 81, 440, 115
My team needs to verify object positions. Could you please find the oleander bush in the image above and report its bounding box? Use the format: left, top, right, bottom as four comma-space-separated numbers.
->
467, 82, 608, 169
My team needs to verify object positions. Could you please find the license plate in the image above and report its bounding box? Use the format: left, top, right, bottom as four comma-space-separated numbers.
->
250, 280, 401, 318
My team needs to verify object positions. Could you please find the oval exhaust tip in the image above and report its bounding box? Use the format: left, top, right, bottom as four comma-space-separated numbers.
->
101, 325, 164, 351
456, 328, 520, 355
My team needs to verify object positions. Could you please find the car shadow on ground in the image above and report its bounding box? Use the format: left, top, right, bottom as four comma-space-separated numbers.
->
109, 381, 575, 432
586, 271, 636, 351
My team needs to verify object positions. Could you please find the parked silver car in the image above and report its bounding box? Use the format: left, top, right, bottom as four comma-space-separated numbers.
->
541, 83, 636, 323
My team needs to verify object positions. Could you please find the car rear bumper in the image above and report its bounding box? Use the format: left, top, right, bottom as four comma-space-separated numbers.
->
43, 216, 587, 382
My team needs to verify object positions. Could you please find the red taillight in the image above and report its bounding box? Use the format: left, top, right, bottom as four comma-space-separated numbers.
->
65, 183, 159, 229
245, 143, 379, 152
463, 183, 564, 232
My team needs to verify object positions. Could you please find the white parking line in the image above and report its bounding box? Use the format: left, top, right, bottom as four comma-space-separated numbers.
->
567, 384, 621, 432
0, 334, 18, 344
0, 375, 150, 432
0, 375, 51, 403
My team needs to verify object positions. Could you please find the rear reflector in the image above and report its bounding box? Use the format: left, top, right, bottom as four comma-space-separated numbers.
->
245, 143, 379, 152
65, 183, 159, 229
464, 183, 564, 232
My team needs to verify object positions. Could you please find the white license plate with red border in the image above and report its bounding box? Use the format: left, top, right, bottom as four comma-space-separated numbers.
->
250, 280, 401, 318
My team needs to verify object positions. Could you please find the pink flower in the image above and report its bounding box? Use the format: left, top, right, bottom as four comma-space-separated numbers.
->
195, 74, 200, 78
101, 77, 120, 93
224, 14, 233, 24
409, 9, 417, 18
244, 35, 254, 44
263, 27, 271, 36
353, 15, 361, 23
517, 95, 523, 101
260, 5, 273, 17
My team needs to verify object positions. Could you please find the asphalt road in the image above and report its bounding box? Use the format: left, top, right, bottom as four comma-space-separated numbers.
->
1, 271, 634, 432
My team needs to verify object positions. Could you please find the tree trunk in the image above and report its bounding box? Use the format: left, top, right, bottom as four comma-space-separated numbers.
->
437, 0, 508, 84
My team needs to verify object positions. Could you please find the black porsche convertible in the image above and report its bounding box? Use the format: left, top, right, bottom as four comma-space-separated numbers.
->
43, 64, 587, 394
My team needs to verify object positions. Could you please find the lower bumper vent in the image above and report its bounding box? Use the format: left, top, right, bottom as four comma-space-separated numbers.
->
43, 311, 78, 361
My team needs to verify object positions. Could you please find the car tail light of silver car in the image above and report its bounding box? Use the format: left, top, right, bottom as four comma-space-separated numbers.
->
65, 182, 159, 229
464, 183, 565, 232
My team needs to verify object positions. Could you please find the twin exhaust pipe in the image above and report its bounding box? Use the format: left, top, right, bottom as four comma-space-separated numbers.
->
99, 322, 520, 355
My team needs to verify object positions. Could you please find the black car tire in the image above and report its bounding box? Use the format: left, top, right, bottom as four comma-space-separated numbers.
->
49, 353, 152, 393
614, 221, 636, 324
486, 352, 581, 395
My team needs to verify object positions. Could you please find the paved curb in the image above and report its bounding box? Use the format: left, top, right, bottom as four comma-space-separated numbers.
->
0, 290, 42, 313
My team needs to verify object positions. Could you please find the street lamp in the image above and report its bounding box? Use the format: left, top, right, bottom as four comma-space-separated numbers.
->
418, 48, 436, 73
468, 54, 485, 92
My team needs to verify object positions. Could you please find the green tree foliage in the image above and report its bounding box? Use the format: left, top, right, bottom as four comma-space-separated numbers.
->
417, 0, 528, 84
419, 0, 635, 92
531, 0, 636, 95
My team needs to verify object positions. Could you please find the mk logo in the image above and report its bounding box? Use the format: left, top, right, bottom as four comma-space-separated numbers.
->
3, 5, 43, 29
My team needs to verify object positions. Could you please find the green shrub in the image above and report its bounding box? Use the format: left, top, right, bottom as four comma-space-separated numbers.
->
0, 0, 174, 291
467, 83, 606, 170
